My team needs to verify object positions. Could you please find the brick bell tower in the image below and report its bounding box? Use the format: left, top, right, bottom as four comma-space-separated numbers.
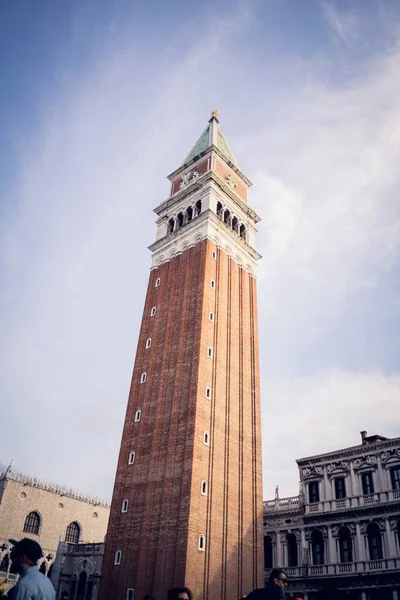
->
99, 112, 264, 600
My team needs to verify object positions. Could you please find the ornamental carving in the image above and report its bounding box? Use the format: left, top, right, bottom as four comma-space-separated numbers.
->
264, 518, 283, 528
389, 517, 400, 530
303, 466, 323, 479
360, 519, 385, 534
180, 169, 200, 189
326, 461, 349, 476
353, 455, 377, 470
225, 174, 237, 189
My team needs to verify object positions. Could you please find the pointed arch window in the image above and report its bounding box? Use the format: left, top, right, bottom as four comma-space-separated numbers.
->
65, 521, 80, 544
177, 213, 184, 228
168, 219, 175, 234
216, 202, 223, 218
186, 206, 193, 222
195, 200, 202, 217
240, 224, 246, 240
24, 511, 41, 535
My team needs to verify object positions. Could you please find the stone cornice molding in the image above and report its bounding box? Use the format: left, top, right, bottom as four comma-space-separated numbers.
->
297, 438, 400, 466
303, 501, 400, 525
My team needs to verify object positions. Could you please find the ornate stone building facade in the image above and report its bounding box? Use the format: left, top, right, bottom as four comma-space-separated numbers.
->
50, 540, 105, 600
99, 113, 264, 600
263, 432, 400, 599
0, 467, 110, 580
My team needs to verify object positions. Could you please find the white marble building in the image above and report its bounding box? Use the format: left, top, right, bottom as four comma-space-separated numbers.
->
263, 432, 400, 600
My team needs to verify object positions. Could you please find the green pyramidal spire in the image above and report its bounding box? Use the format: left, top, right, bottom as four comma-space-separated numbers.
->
182, 111, 239, 167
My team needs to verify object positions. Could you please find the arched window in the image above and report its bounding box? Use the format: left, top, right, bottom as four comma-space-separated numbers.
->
77, 570, 87, 599
264, 535, 273, 569
186, 206, 193, 222
338, 527, 353, 563
134, 410, 141, 422
24, 511, 41, 535
232, 216, 239, 233
224, 209, 231, 226
177, 213, 184, 228
203, 432, 209, 445
367, 523, 383, 560
311, 530, 324, 565
240, 224, 246, 240
198, 534, 205, 551
287, 533, 298, 567
195, 200, 202, 217
65, 522, 80, 544
201, 481, 208, 496
168, 218, 175, 234
217, 202, 223, 218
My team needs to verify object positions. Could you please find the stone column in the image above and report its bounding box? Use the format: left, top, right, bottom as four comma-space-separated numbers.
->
360, 592, 367, 600
385, 518, 395, 558
323, 468, 331, 503
392, 590, 398, 600
327, 527, 336, 563
276, 533, 283, 567
301, 529, 307, 565
356, 523, 365, 561
349, 461, 357, 497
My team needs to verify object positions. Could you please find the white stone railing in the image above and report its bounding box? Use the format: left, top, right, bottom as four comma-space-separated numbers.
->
263, 495, 301, 512
266, 558, 400, 578
303, 489, 400, 514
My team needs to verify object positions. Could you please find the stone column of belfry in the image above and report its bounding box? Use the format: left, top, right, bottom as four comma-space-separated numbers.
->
99, 113, 264, 600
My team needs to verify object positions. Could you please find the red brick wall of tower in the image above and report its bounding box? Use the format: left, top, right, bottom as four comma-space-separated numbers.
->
99, 239, 263, 600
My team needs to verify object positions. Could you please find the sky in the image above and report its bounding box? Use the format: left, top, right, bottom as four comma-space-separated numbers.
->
0, 0, 400, 501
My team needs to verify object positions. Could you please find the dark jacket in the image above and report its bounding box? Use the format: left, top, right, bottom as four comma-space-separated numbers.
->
245, 584, 285, 600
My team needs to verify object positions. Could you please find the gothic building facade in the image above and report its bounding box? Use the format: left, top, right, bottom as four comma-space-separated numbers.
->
0, 467, 109, 583
99, 113, 264, 600
264, 432, 400, 600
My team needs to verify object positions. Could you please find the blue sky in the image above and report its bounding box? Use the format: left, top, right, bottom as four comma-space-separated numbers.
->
1, 0, 400, 500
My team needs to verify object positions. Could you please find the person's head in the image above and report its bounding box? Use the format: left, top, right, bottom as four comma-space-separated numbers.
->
167, 587, 193, 600
9, 538, 43, 574
268, 569, 288, 590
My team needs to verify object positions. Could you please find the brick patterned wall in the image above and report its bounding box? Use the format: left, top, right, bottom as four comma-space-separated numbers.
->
0, 478, 109, 558
99, 239, 263, 600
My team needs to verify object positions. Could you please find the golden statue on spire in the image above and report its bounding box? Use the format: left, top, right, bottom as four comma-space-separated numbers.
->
211, 109, 220, 118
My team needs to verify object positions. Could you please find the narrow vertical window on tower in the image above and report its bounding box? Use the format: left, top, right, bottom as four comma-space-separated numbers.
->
114, 551, 122, 565
198, 535, 205, 551
121, 500, 129, 513
134, 410, 141, 422
155, 278, 161, 287
205, 387, 211, 399
146, 338, 151, 349
140, 373, 146, 384
128, 452, 135, 465
210, 279, 215, 289
212, 250, 216, 260
203, 432, 209, 445
150, 307, 156, 316
126, 590, 134, 600
207, 347, 213, 358
201, 481, 208, 496
209, 312, 214, 322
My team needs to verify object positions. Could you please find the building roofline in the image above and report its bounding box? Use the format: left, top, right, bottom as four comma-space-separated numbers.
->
0, 468, 111, 508
296, 434, 398, 466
